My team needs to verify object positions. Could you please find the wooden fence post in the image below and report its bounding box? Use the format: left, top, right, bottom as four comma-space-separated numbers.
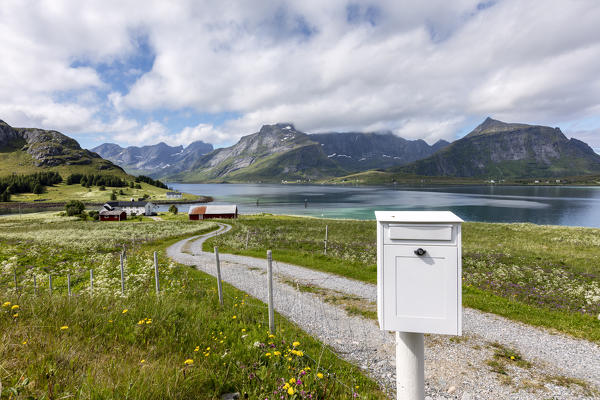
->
120, 252, 125, 295
154, 251, 160, 294
267, 250, 275, 333
214, 247, 223, 306
324, 225, 328, 255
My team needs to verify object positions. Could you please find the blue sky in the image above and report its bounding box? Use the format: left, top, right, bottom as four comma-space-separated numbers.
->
0, 0, 599, 153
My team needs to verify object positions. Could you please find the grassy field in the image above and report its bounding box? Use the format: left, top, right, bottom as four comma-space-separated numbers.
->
203, 215, 600, 342
0, 213, 384, 399
8, 181, 199, 204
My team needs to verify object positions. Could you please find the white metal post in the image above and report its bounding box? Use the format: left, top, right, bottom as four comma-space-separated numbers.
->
267, 250, 275, 333
67, 274, 71, 296
90, 269, 94, 292
33, 275, 37, 295
214, 247, 223, 306
49, 274, 53, 295
153, 251, 160, 294
396, 331, 424, 400
324, 225, 328, 255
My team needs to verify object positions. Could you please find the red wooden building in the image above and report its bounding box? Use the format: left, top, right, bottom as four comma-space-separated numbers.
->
99, 210, 127, 221
189, 205, 238, 220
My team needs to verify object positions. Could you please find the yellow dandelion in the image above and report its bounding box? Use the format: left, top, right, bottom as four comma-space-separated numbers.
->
184, 359, 194, 365
510, 356, 515, 360
241, 328, 246, 332
22, 340, 27, 345
355, 385, 359, 389
317, 372, 324, 379
137, 320, 145, 325
268, 334, 275, 338
289, 377, 296, 384
194, 346, 200, 352
60, 325, 69, 330
292, 341, 300, 347
204, 353, 209, 357
122, 309, 128, 314
11, 305, 19, 310
140, 359, 146, 364
265, 352, 272, 357
274, 351, 281, 356
2, 301, 10, 307
13, 313, 18, 318
232, 315, 236, 319
146, 319, 152, 324
287, 387, 295, 395
108, 319, 113, 323
287, 357, 292, 361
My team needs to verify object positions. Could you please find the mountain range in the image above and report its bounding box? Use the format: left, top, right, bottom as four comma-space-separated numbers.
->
94, 123, 449, 182
2, 117, 599, 184
91, 140, 213, 176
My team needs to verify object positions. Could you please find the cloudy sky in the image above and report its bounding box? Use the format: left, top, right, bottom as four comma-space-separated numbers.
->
1, 0, 599, 152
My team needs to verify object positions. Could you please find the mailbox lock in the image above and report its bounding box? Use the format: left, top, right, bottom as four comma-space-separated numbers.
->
414, 248, 427, 256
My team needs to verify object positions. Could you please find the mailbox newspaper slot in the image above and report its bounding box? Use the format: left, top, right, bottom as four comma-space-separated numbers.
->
376, 211, 463, 335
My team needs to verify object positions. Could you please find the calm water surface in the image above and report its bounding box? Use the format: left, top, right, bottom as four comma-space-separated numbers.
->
164, 183, 600, 228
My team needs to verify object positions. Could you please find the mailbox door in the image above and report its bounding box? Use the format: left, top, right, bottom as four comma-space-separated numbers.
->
382, 245, 458, 335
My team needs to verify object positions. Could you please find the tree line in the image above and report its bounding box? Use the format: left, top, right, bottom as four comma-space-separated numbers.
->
0, 172, 62, 201
135, 175, 168, 189
66, 173, 128, 187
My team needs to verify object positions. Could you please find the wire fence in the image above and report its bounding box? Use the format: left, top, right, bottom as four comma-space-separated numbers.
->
0, 226, 394, 397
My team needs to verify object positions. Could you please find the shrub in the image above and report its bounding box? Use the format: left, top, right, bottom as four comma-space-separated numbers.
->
168, 205, 178, 215
65, 200, 85, 216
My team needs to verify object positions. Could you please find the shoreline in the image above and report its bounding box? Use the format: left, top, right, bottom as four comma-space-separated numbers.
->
0, 195, 213, 215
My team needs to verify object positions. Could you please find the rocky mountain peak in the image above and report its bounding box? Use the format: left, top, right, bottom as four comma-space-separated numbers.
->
258, 123, 297, 135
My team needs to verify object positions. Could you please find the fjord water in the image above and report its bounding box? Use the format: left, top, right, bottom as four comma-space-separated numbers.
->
166, 183, 600, 228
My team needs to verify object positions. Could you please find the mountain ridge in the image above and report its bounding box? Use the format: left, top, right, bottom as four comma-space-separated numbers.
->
394, 117, 600, 178
0, 120, 125, 176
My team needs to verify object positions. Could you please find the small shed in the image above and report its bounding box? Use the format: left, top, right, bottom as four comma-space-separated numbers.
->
189, 205, 238, 220
100, 210, 127, 221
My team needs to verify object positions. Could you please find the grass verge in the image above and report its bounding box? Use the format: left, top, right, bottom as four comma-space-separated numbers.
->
203, 215, 600, 343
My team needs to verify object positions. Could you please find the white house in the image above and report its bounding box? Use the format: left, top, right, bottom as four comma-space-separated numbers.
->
102, 201, 157, 216
166, 191, 183, 199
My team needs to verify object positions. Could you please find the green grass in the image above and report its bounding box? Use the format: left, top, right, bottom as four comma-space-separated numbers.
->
203, 215, 600, 343
8, 181, 199, 204
0, 213, 385, 399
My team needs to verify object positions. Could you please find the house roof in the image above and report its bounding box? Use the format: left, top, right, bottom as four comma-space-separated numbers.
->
166, 192, 181, 195
189, 205, 237, 215
100, 210, 126, 216
105, 201, 149, 207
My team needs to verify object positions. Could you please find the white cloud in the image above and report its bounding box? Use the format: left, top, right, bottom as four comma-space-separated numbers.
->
0, 0, 599, 148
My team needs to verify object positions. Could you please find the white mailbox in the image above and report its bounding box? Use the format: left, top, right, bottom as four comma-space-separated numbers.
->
376, 211, 463, 335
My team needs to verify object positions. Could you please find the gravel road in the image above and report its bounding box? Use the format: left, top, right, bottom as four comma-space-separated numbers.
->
167, 224, 600, 399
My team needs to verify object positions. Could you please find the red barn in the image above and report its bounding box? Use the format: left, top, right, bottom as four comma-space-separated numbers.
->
99, 210, 127, 221
189, 205, 237, 220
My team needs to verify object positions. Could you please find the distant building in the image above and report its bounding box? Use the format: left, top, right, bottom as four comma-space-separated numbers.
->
166, 192, 183, 199
99, 210, 127, 221
102, 201, 157, 216
189, 205, 238, 220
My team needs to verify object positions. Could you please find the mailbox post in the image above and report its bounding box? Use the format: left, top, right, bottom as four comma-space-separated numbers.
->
375, 211, 463, 400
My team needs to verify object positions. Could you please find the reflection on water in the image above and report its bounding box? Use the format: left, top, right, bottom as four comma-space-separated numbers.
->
164, 183, 600, 228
